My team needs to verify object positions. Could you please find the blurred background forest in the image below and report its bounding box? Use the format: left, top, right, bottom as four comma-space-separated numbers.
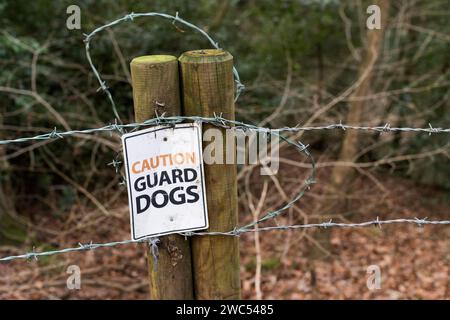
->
0, 0, 448, 299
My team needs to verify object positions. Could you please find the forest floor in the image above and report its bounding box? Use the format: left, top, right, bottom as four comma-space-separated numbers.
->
0, 167, 448, 299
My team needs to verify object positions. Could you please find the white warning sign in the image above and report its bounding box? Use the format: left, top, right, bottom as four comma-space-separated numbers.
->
122, 123, 208, 240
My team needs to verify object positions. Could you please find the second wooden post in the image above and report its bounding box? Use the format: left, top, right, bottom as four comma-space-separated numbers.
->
179, 49, 241, 299
130, 55, 194, 300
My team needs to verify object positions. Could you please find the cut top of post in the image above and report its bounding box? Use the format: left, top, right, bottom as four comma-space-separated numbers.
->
179, 49, 233, 64
131, 55, 177, 65
178, 49, 234, 119
130, 54, 180, 120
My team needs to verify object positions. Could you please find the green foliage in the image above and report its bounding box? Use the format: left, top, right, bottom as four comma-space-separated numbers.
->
57, 185, 77, 214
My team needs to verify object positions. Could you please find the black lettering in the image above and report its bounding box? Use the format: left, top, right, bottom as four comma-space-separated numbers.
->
186, 185, 200, 203
151, 190, 169, 208
136, 194, 151, 214
146, 172, 158, 188
184, 168, 197, 182
159, 171, 172, 186
170, 187, 186, 205
134, 176, 146, 192
171, 169, 184, 184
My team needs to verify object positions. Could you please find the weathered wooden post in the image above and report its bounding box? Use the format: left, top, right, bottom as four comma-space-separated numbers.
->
130, 55, 194, 300
179, 49, 241, 299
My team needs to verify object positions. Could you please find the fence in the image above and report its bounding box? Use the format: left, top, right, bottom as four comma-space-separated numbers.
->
0, 12, 449, 298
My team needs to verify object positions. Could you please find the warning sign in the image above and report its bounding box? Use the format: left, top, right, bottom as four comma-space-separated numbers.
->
122, 123, 208, 240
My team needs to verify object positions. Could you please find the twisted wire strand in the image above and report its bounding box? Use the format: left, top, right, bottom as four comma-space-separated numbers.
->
0, 114, 318, 262
1, 218, 448, 262
1, 115, 449, 145
84, 11, 245, 123
1, 12, 449, 265
0, 115, 449, 263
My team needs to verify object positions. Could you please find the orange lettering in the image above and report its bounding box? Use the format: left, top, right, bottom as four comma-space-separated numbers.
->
187, 152, 196, 164
132, 161, 141, 174
142, 159, 150, 171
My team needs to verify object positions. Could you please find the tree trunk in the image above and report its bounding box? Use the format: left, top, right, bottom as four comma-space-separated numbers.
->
331, 0, 390, 187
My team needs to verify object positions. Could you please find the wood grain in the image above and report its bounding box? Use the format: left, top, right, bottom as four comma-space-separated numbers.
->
130, 55, 194, 300
179, 49, 241, 300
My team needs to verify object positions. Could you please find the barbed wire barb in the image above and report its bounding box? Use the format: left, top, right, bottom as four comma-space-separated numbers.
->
1, 217, 448, 262
1, 12, 449, 268
1, 115, 449, 146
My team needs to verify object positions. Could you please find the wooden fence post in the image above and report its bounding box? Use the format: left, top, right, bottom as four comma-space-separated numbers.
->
179, 49, 241, 299
130, 55, 194, 300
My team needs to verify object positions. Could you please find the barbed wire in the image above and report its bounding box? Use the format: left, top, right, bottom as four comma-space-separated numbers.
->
0, 114, 449, 264
1, 217, 448, 262
0, 113, 318, 264
1, 114, 449, 261
1, 11, 449, 266
275, 122, 450, 134
84, 11, 244, 123
1, 115, 449, 146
